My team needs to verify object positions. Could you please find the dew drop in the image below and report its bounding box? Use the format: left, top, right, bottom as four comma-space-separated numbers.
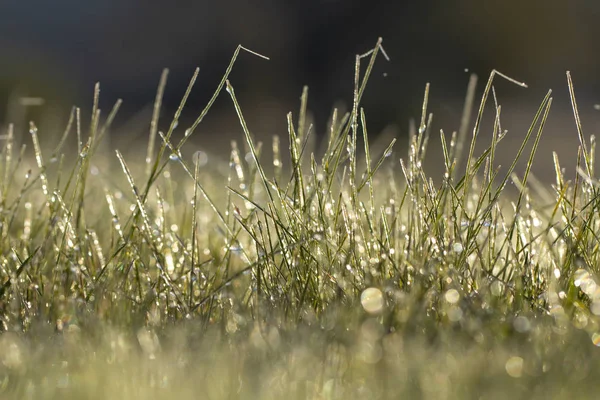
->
79, 145, 89, 158
574, 311, 588, 329
444, 289, 460, 304
582, 279, 598, 296
361, 287, 384, 314
169, 153, 180, 162
553, 268, 561, 279
447, 306, 463, 322
505, 356, 524, 378
452, 243, 464, 253
574, 269, 591, 287
513, 316, 531, 333
193, 150, 208, 167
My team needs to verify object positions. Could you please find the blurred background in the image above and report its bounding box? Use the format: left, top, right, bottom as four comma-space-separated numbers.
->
0, 0, 599, 180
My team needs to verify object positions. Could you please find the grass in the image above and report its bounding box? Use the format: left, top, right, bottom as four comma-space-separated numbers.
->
1, 38, 600, 399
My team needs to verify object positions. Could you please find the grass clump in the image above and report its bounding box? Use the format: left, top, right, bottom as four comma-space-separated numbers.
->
1, 39, 600, 399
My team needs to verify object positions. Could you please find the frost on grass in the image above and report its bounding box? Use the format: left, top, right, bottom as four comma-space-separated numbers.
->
0, 40, 599, 398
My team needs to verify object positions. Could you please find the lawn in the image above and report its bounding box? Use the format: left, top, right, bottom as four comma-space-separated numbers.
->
1, 39, 599, 399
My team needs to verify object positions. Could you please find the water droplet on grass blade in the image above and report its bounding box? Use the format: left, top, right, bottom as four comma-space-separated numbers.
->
513, 316, 531, 333
574, 269, 591, 287
452, 243, 463, 253
192, 150, 208, 167
169, 153, 180, 161
361, 287, 384, 314
447, 306, 463, 322
505, 356, 524, 378
582, 279, 598, 296
444, 289, 460, 304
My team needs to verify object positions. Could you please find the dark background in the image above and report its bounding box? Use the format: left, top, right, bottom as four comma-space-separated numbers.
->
1, 0, 599, 179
